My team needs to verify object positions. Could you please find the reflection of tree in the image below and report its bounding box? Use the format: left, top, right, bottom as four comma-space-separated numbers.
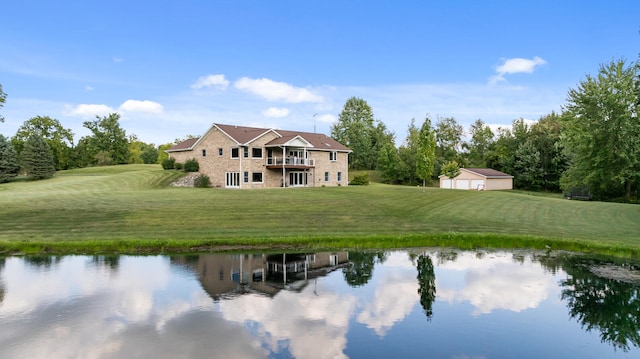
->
0, 257, 5, 304
91, 255, 120, 270
343, 251, 385, 287
24, 255, 61, 268
416, 255, 436, 320
560, 259, 640, 351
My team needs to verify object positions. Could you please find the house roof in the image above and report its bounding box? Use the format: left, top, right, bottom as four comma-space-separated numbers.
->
167, 137, 199, 152
463, 168, 513, 178
167, 123, 351, 152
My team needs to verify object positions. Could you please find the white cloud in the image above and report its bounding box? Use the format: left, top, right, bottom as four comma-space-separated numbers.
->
84, 86, 94, 92
191, 74, 229, 90
119, 100, 164, 114
262, 107, 289, 118
489, 56, 547, 84
113, 57, 123, 63
234, 77, 324, 103
64, 103, 115, 118
316, 114, 336, 124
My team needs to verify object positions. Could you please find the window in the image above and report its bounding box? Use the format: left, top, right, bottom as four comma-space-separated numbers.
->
337, 172, 342, 182
329, 151, 337, 161
202, 149, 206, 157
218, 148, 223, 156
231, 148, 239, 158
324, 172, 329, 182
244, 171, 249, 183
252, 147, 263, 158
252, 172, 263, 183
243, 147, 249, 158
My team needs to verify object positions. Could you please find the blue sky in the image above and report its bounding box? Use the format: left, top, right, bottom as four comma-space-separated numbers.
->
1, 1, 639, 146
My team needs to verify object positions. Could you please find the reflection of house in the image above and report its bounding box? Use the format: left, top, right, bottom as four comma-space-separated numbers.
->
166, 123, 351, 188
172, 252, 349, 300
438, 168, 513, 190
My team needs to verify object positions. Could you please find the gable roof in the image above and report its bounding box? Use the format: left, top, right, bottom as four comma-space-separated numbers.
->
167, 123, 351, 152
268, 130, 350, 151
463, 168, 513, 178
166, 137, 199, 152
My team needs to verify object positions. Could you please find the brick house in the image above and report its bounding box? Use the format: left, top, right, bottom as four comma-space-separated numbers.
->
166, 123, 351, 188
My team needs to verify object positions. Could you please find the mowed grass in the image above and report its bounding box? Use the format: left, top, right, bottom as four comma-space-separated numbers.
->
1, 164, 639, 255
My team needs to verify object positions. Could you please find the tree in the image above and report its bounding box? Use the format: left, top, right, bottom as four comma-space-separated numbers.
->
440, 160, 461, 189
81, 113, 129, 166
0, 83, 6, 123
332, 97, 382, 170
11, 116, 74, 170
377, 141, 401, 183
434, 116, 464, 174
527, 112, 568, 191
19, 135, 55, 180
128, 135, 158, 164
398, 119, 420, 184
0, 135, 20, 182
416, 116, 437, 191
463, 119, 495, 167
561, 59, 640, 201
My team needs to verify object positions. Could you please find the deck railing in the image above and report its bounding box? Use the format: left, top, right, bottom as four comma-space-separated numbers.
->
267, 157, 315, 166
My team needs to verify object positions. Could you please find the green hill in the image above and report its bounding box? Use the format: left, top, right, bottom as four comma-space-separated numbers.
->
1, 164, 639, 256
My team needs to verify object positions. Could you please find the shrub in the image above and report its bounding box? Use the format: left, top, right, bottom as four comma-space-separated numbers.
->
194, 174, 211, 188
350, 174, 370, 186
184, 158, 199, 172
161, 158, 175, 170
174, 162, 184, 170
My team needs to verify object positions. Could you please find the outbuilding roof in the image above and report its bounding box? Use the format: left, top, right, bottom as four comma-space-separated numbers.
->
463, 168, 513, 178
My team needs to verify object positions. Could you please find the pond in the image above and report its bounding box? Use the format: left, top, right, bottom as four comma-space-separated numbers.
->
1, 249, 639, 358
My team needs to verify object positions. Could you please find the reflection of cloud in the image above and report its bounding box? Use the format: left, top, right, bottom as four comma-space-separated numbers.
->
220, 283, 357, 359
354, 251, 419, 336
0, 256, 262, 358
436, 252, 556, 315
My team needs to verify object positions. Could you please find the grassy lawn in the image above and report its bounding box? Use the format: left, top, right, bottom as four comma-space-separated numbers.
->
1, 164, 639, 256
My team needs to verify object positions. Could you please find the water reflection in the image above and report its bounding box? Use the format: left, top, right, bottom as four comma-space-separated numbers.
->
0, 249, 638, 358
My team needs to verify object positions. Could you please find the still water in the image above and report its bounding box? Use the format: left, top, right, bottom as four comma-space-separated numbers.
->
0, 249, 639, 358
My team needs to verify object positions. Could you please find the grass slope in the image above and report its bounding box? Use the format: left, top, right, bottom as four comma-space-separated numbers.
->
1, 164, 639, 255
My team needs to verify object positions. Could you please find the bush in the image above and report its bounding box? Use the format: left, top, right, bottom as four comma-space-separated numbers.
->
350, 174, 370, 186
161, 158, 175, 170
194, 174, 211, 188
184, 158, 199, 172
174, 162, 184, 170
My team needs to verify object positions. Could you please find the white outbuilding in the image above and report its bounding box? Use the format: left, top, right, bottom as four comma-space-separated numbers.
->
439, 168, 513, 190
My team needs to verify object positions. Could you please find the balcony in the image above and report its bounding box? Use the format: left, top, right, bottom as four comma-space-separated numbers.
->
266, 157, 315, 169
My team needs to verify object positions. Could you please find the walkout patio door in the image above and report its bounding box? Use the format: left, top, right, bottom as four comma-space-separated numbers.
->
289, 171, 307, 187
226, 172, 240, 188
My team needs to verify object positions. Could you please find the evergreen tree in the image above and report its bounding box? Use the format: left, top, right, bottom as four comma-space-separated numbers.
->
0, 135, 20, 182
20, 135, 55, 180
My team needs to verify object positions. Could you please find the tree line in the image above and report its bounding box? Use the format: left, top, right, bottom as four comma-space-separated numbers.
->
0, 107, 168, 182
1, 59, 639, 201
331, 59, 639, 202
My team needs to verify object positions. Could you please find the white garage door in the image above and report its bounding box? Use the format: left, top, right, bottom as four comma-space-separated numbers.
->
455, 179, 469, 190
471, 180, 485, 190
441, 179, 452, 189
